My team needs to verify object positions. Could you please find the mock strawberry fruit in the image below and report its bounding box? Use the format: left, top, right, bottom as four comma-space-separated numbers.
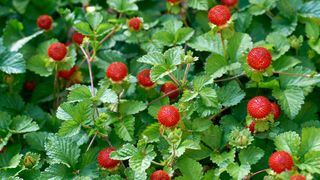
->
24, 80, 36, 91
37, 15, 53, 30
150, 170, 171, 180
73, 32, 85, 45
97, 147, 120, 170
246, 122, 255, 134
160, 82, 179, 100
268, 150, 294, 174
221, 0, 238, 7
58, 65, 78, 80
247, 47, 272, 71
137, 69, 155, 88
167, 0, 180, 4
106, 62, 128, 82
290, 175, 306, 180
128, 17, 142, 32
48, 42, 68, 61
270, 102, 280, 120
208, 5, 231, 26
157, 105, 180, 127
247, 96, 272, 119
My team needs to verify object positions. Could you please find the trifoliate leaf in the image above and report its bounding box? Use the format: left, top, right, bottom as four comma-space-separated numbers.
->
0, 39, 25, 74
239, 146, 264, 165
9, 116, 39, 134
110, 143, 138, 160
227, 32, 253, 63
141, 123, 160, 143
188, 0, 208, 10
67, 85, 92, 103
279, 66, 320, 87
188, 32, 224, 55
176, 157, 203, 180
226, 163, 251, 180
217, 81, 245, 107
300, 127, 320, 155
119, 100, 147, 116
24, 132, 50, 151
96, 87, 118, 104
274, 131, 301, 155
297, 151, 320, 174
40, 164, 73, 179
114, 116, 135, 141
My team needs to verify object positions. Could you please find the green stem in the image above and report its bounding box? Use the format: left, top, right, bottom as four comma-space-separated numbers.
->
220, 32, 227, 61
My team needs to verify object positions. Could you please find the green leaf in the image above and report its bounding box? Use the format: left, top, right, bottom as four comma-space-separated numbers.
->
148, 96, 169, 118
45, 136, 81, 168
188, 32, 224, 55
217, 81, 245, 107
210, 149, 235, 167
141, 123, 160, 143
227, 33, 253, 63
10, 30, 44, 52
279, 66, 320, 87
274, 131, 301, 156
298, 151, 320, 174
202, 125, 223, 150
300, 127, 320, 155
277, 0, 302, 18
306, 21, 319, 39
0, 145, 22, 169
3, 20, 23, 46
192, 75, 213, 92
176, 139, 201, 157
58, 120, 81, 137
24, 132, 50, 151
27, 54, 54, 77
137, 52, 164, 65
226, 163, 251, 180
266, 32, 290, 60
12, 0, 30, 14
96, 87, 118, 104
153, 31, 175, 46
175, 28, 194, 45
110, 143, 138, 160
188, 0, 208, 10
205, 54, 241, 79
0, 111, 12, 129
67, 85, 92, 103
107, 0, 138, 13
271, 15, 297, 36
56, 101, 92, 123
299, 1, 320, 20
239, 146, 264, 165
272, 87, 304, 119
176, 157, 203, 180
199, 87, 219, 107
86, 12, 103, 30
164, 46, 184, 66
249, 0, 277, 16
114, 116, 135, 141
40, 164, 73, 179
73, 22, 94, 36
9, 116, 39, 134
0, 39, 25, 74
119, 100, 147, 116
273, 56, 300, 72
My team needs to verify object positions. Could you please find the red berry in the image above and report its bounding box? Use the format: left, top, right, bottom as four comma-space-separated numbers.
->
137, 69, 155, 88
37, 15, 53, 30
160, 82, 179, 100
24, 80, 36, 91
269, 151, 294, 174
58, 65, 78, 80
157, 105, 180, 127
150, 170, 171, 180
0, 147, 6, 154
221, 0, 238, 7
290, 175, 306, 180
247, 47, 272, 71
247, 96, 272, 119
208, 5, 231, 26
128, 17, 142, 31
48, 42, 68, 61
97, 147, 120, 170
270, 102, 280, 121
73, 32, 85, 45
167, 0, 180, 4
246, 122, 255, 134
106, 62, 128, 82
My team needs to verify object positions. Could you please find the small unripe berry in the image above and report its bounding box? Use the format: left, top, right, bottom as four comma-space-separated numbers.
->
247, 96, 272, 119
128, 17, 143, 32
137, 69, 155, 88
208, 5, 231, 26
268, 150, 294, 174
150, 170, 171, 180
290, 175, 306, 180
106, 62, 128, 82
157, 105, 180, 127
72, 32, 85, 45
221, 0, 238, 7
97, 148, 120, 170
247, 47, 272, 71
160, 82, 179, 100
270, 102, 280, 121
37, 15, 53, 30
48, 42, 68, 61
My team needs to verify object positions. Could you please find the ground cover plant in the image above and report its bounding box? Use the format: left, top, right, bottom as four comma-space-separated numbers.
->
0, 0, 320, 179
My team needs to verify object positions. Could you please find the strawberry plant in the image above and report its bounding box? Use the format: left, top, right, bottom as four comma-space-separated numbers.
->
0, 0, 320, 179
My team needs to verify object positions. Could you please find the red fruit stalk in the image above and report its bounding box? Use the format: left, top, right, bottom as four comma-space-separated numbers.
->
73, 32, 85, 45
268, 150, 294, 174
208, 5, 231, 26
48, 42, 68, 61
37, 15, 53, 30
247, 96, 272, 119
128, 17, 142, 32
150, 170, 171, 180
160, 82, 179, 100
247, 47, 272, 71
106, 62, 128, 82
290, 175, 306, 180
137, 69, 155, 88
157, 105, 180, 127
221, 0, 238, 7
97, 147, 120, 170
270, 102, 280, 120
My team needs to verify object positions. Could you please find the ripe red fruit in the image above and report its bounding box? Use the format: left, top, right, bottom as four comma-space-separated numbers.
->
247, 122, 255, 134
221, 0, 238, 7
160, 82, 179, 100
247, 47, 272, 71
97, 147, 120, 170
150, 170, 171, 180
247, 96, 272, 119
106, 62, 128, 82
72, 32, 85, 45
268, 151, 294, 174
48, 42, 68, 61
167, 0, 180, 4
290, 175, 306, 180
37, 15, 53, 30
208, 5, 231, 26
137, 69, 155, 88
270, 102, 280, 120
128, 17, 142, 31
24, 80, 36, 91
58, 65, 78, 80
157, 105, 180, 127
